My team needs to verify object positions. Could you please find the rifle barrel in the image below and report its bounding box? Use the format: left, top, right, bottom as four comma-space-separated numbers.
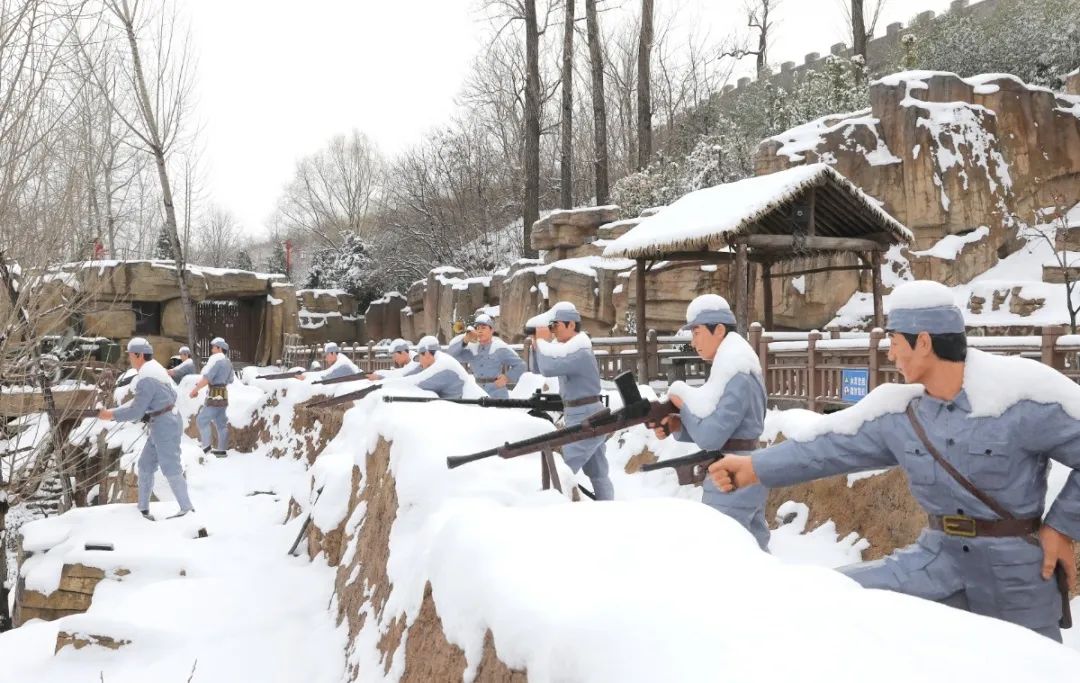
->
639, 450, 719, 472
445, 447, 501, 469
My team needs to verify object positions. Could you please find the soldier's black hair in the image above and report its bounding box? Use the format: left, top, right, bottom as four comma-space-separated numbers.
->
140, 352, 154, 361
703, 323, 742, 338
896, 331, 967, 362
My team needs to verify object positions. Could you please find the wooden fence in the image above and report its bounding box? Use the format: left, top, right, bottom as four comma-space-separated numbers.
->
282, 325, 1080, 412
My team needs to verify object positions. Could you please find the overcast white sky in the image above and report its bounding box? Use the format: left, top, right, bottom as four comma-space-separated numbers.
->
186, 0, 955, 236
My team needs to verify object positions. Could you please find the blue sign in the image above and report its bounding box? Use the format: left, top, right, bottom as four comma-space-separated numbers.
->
841, 368, 870, 403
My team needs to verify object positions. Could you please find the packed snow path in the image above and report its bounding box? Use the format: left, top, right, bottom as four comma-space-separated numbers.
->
0, 448, 347, 682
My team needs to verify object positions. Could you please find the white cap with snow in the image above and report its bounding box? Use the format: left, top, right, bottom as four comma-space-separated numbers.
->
211, 337, 229, 353
324, 342, 340, 354
681, 294, 737, 331
474, 313, 495, 327
886, 280, 965, 335
178, 346, 191, 356
126, 337, 153, 355
415, 335, 440, 354
388, 338, 411, 354
526, 301, 580, 329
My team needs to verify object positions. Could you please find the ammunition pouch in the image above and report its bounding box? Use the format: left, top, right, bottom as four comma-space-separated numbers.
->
207, 384, 228, 407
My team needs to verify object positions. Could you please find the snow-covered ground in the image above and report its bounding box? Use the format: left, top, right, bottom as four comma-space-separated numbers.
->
2, 373, 1078, 681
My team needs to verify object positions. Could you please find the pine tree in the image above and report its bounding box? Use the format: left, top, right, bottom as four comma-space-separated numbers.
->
231, 250, 254, 271
154, 229, 174, 260
305, 234, 382, 308
265, 242, 288, 275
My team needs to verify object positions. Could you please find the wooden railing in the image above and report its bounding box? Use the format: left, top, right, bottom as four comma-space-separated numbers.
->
282, 325, 1080, 412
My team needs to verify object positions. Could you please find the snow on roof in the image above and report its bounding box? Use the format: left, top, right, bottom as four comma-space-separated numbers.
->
603, 164, 911, 259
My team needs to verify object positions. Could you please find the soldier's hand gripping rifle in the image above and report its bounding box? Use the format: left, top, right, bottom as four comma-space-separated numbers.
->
638, 449, 724, 486
446, 372, 672, 469
303, 382, 382, 409
382, 390, 565, 412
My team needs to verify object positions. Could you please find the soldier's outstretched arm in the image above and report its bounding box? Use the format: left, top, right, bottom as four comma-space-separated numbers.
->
110, 378, 154, 422
711, 414, 897, 492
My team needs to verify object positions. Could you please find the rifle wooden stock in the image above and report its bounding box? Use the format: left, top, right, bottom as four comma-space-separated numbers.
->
639, 450, 723, 486
445, 398, 675, 469
304, 383, 381, 409
47, 408, 100, 420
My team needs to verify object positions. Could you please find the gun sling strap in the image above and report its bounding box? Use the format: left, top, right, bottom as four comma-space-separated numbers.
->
905, 403, 1071, 629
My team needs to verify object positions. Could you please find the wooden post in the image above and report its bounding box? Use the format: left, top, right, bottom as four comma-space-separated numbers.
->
646, 329, 659, 380
735, 241, 749, 333
868, 327, 884, 389
761, 262, 774, 331
366, 340, 375, 373
636, 258, 648, 380
870, 250, 884, 329
806, 330, 821, 412
760, 331, 773, 397
523, 336, 533, 373
1041, 325, 1066, 371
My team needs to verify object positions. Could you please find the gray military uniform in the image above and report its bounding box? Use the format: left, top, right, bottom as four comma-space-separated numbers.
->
447, 338, 525, 399
321, 358, 359, 381
753, 389, 1080, 641
404, 363, 465, 400
111, 362, 195, 512
171, 358, 196, 384
196, 353, 233, 452
675, 371, 770, 550
533, 334, 614, 500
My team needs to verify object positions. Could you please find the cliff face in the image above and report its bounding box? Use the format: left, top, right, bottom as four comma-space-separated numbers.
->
754, 71, 1080, 327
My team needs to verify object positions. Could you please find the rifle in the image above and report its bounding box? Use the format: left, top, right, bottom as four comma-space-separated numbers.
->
256, 370, 304, 380
303, 383, 381, 409
446, 372, 671, 469
312, 371, 366, 385
382, 390, 565, 412
638, 450, 724, 486
47, 408, 100, 421
115, 373, 135, 388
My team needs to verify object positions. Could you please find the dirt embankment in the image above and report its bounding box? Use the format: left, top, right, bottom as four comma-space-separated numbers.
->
311, 438, 525, 682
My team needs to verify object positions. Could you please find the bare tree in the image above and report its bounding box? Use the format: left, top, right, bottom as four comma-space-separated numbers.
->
192, 206, 241, 268
559, 0, 574, 209
841, 0, 887, 64
721, 0, 781, 76
1025, 196, 1080, 333
78, 0, 198, 354
275, 130, 382, 248
523, 0, 541, 255
636, 0, 653, 170
584, 0, 610, 204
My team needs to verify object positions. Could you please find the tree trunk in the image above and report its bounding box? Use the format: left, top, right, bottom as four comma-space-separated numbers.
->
851, 0, 868, 62
559, 0, 574, 210
585, 0, 610, 204
523, 0, 541, 258
636, 0, 654, 170
119, 2, 199, 358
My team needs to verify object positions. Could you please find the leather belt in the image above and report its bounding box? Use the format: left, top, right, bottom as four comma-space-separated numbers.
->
563, 395, 602, 408
928, 514, 1040, 538
144, 404, 175, 420
475, 376, 500, 383
723, 438, 761, 451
